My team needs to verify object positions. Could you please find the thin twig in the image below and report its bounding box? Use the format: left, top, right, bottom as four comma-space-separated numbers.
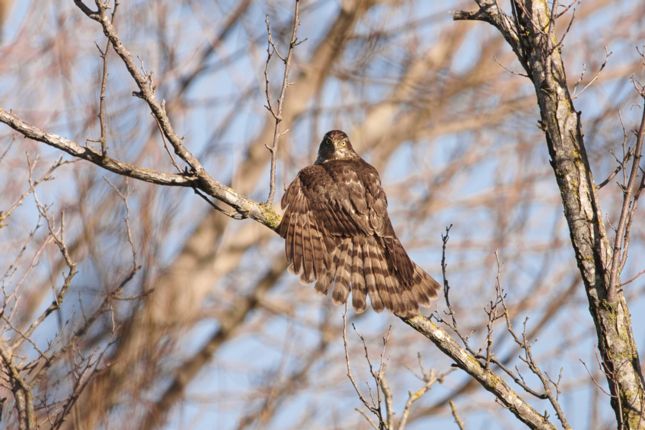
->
13, 160, 78, 347
608, 95, 645, 301
495, 253, 571, 429
620, 268, 645, 287
572, 48, 612, 99
0, 156, 69, 228
440, 224, 471, 349
399, 368, 439, 430
441, 224, 455, 326
263, 0, 302, 204
449, 400, 466, 430
94, 2, 118, 156
342, 307, 379, 420
598, 148, 631, 189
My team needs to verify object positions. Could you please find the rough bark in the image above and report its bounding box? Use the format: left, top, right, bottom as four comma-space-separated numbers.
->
455, 1, 645, 427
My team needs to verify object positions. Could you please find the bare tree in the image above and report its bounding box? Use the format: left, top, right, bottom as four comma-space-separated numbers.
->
0, 1, 643, 429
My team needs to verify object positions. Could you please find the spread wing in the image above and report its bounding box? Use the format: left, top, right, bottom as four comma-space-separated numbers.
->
308, 161, 388, 237
279, 161, 413, 277
277, 169, 331, 283
278, 159, 438, 316
309, 161, 415, 283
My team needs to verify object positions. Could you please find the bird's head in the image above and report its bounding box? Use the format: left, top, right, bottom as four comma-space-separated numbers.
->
315, 130, 359, 164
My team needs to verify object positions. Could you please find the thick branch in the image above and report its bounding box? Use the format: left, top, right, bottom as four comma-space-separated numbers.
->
403, 316, 556, 430
0, 109, 281, 230
0, 108, 194, 186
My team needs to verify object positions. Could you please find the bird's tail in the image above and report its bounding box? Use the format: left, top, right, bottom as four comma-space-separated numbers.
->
315, 236, 440, 317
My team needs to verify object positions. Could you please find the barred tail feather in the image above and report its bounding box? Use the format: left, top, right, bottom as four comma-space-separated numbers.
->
409, 264, 441, 306
368, 243, 392, 311
282, 209, 440, 315
383, 237, 414, 283
384, 269, 402, 315
310, 227, 326, 281
363, 238, 440, 317
331, 239, 352, 305
402, 288, 419, 317
315, 269, 331, 295
362, 245, 383, 312
351, 239, 367, 313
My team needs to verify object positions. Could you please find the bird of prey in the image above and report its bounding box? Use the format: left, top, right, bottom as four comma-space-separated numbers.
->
277, 130, 440, 317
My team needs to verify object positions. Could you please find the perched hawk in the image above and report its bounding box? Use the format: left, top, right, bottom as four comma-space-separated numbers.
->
278, 130, 440, 317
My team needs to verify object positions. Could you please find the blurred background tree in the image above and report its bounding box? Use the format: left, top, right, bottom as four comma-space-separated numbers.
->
0, 1, 643, 429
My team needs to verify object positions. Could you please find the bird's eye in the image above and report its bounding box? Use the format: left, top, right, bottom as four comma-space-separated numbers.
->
338, 140, 346, 147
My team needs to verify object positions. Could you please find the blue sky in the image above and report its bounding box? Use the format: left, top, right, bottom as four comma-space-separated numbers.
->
1, 1, 644, 429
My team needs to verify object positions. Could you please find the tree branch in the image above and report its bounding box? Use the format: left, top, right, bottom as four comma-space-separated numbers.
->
0, 108, 282, 230
263, 0, 302, 204
0, 108, 195, 186
402, 316, 556, 430
454, 1, 645, 427
608, 95, 645, 301
0, 346, 36, 430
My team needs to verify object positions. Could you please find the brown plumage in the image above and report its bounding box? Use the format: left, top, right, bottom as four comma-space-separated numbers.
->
277, 130, 440, 317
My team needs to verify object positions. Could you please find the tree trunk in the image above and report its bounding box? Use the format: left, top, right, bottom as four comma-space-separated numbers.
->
455, 1, 645, 427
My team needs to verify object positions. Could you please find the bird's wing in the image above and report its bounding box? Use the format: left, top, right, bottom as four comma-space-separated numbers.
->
303, 160, 388, 238
277, 162, 379, 283
278, 161, 436, 314
315, 160, 418, 282
277, 168, 331, 283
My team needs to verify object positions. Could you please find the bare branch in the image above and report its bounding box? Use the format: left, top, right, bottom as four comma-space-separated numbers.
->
572, 47, 612, 99
0, 108, 195, 186
608, 95, 645, 301
15, 177, 78, 346
342, 308, 381, 423
403, 315, 556, 430
449, 400, 466, 430
264, 0, 302, 204
452, 1, 645, 425
92, 2, 118, 157
399, 368, 439, 430
77, 1, 201, 173
0, 109, 282, 228
0, 346, 35, 430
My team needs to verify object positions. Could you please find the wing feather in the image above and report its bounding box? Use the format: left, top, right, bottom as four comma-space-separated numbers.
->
292, 213, 305, 276
279, 174, 325, 281
279, 159, 439, 316
301, 219, 315, 282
